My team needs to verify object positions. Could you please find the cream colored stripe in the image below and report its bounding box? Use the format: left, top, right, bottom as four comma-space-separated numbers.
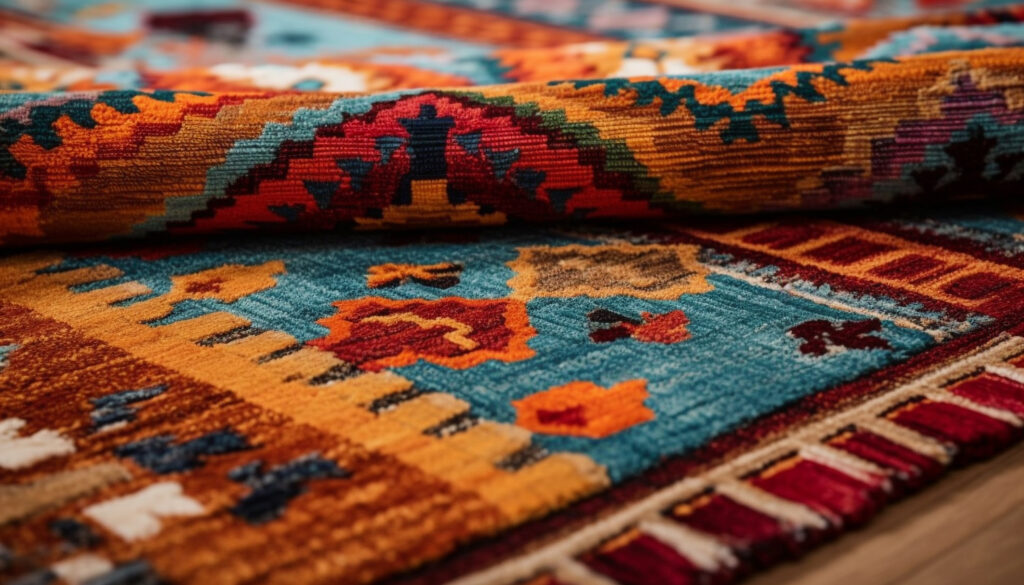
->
856, 418, 952, 464
985, 364, 1024, 386
638, 516, 739, 571
801, 444, 890, 486
925, 392, 1023, 427
714, 481, 829, 530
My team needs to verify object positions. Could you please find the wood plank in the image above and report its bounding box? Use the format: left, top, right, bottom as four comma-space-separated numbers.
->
746, 441, 1024, 585
902, 504, 1024, 585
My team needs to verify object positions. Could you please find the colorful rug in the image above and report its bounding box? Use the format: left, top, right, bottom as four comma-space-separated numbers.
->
3, 2, 1024, 585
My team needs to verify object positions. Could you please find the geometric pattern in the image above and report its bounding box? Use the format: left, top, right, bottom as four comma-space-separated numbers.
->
2, 48, 1024, 244
3, 2, 1024, 585
4, 208, 1024, 584
311, 297, 535, 370
508, 243, 711, 299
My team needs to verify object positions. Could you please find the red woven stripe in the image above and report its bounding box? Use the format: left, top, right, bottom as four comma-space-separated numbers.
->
582, 532, 708, 585
670, 493, 806, 567
749, 459, 887, 526
948, 373, 1024, 417
828, 430, 943, 491
888, 400, 1019, 460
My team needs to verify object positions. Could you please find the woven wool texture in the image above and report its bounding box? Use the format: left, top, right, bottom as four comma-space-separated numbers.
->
2, 2, 1024, 585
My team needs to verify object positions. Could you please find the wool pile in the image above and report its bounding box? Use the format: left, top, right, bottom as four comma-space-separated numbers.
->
2, 2, 1024, 585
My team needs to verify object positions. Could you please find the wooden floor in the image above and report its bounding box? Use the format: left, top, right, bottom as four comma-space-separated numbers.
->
747, 440, 1024, 585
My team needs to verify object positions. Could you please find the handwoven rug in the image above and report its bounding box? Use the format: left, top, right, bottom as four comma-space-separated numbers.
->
2, 1, 1024, 584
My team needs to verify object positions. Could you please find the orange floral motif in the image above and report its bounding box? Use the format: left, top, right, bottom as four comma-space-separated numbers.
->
310, 297, 535, 370
513, 380, 654, 439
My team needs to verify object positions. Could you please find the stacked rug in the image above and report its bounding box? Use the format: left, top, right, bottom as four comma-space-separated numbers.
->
2, 1, 1024, 584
